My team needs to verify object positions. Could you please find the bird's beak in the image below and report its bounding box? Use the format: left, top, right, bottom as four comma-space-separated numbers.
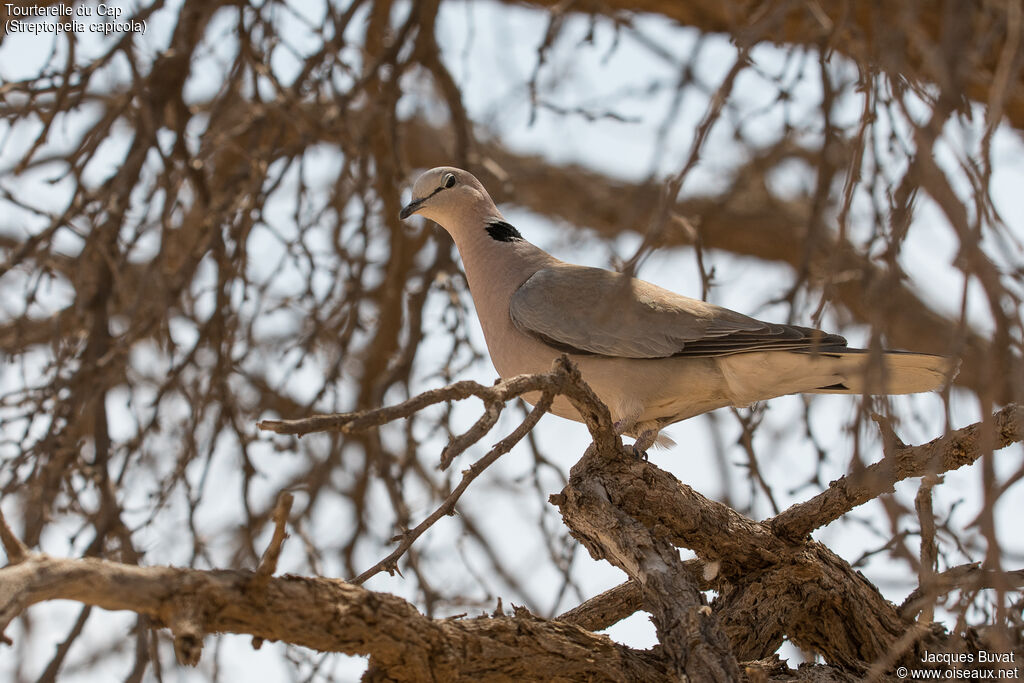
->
399, 197, 425, 220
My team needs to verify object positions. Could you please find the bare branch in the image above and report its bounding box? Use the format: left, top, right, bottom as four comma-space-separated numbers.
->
259, 355, 619, 453
900, 564, 1024, 621
254, 492, 294, 586
556, 444, 740, 680
771, 404, 1024, 540
0, 554, 670, 680
501, 0, 1024, 130
276, 356, 612, 585
914, 475, 941, 623
0, 507, 29, 566
552, 441, 909, 667
556, 580, 644, 632
351, 391, 555, 585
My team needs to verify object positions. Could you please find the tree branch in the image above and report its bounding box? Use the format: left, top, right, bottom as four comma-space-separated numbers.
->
259, 355, 619, 455
0, 554, 671, 680
0, 507, 29, 566
351, 391, 555, 585
556, 443, 740, 680
262, 356, 621, 585
550, 406, 1024, 668
555, 580, 644, 632
899, 563, 1024, 621
552, 441, 907, 668
253, 492, 294, 586
771, 404, 1024, 540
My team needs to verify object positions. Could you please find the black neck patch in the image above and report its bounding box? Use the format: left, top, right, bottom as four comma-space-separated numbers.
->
485, 220, 523, 242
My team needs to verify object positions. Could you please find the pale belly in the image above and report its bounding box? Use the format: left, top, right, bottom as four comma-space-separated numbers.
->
486, 327, 733, 434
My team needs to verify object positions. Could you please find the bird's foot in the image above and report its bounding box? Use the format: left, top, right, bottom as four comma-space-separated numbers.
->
630, 428, 659, 460
631, 443, 649, 461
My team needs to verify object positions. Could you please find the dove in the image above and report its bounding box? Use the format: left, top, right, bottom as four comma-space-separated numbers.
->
400, 167, 955, 452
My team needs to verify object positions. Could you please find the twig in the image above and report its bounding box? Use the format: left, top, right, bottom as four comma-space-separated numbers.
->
351, 391, 555, 585
260, 356, 619, 459
253, 492, 294, 586
863, 623, 932, 683
263, 355, 619, 587
0, 507, 30, 565
440, 400, 501, 469
914, 474, 941, 623
35, 606, 92, 683
899, 563, 1024, 620
260, 357, 609, 439
258, 379, 507, 435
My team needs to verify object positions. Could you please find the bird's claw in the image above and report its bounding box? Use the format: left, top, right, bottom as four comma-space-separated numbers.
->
630, 427, 659, 459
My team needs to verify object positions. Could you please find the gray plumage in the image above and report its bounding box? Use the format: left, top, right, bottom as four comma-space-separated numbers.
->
400, 166, 956, 451
510, 265, 845, 358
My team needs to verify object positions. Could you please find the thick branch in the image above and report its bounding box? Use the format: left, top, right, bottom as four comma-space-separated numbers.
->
554, 443, 906, 667
556, 580, 644, 632
0, 554, 669, 681
556, 444, 740, 681
559, 407, 1024, 667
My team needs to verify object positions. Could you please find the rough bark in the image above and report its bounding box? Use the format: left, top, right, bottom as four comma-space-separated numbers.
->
0, 554, 670, 682
556, 447, 741, 681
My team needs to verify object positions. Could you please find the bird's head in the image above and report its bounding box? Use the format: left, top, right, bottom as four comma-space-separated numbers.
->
399, 167, 499, 232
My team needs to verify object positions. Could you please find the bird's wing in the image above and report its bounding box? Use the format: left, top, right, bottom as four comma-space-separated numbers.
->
509, 265, 846, 359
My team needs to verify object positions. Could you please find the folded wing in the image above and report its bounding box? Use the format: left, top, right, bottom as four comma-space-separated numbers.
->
508, 264, 846, 358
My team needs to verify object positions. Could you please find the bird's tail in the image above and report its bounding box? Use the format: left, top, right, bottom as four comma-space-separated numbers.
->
718, 348, 958, 407
801, 349, 958, 395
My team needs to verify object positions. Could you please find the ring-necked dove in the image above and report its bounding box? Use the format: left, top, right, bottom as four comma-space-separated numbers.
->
400, 167, 955, 452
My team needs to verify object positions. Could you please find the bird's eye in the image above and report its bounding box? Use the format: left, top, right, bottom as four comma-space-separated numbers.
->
443, 173, 456, 189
